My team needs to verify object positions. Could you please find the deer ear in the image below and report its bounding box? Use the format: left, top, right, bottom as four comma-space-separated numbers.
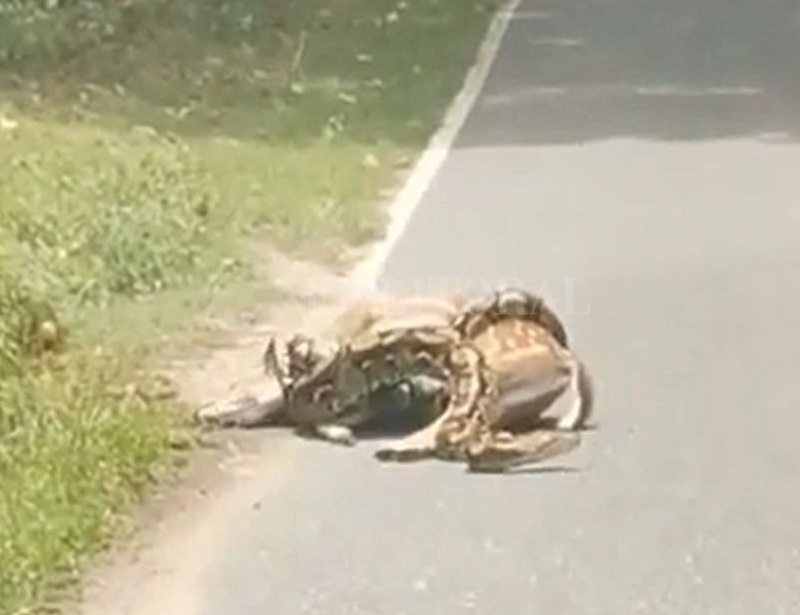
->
262, 334, 291, 389
262, 336, 278, 376
448, 290, 471, 313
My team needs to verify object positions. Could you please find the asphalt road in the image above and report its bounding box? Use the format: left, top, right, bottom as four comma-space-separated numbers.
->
198, 1, 800, 613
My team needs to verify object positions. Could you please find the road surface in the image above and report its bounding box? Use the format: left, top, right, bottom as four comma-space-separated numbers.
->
195, 1, 800, 613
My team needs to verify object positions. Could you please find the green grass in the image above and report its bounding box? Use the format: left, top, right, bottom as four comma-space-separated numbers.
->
0, 0, 498, 612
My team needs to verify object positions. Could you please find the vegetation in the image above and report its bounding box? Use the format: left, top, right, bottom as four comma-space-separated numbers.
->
0, 0, 498, 612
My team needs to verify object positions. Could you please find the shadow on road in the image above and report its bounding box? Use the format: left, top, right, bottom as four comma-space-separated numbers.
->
457, 0, 800, 147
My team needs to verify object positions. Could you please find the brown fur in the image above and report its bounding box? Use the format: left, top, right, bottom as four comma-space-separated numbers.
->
374, 299, 595, 472
197, 287, 595, 471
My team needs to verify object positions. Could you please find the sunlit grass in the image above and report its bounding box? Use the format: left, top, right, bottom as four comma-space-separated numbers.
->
0, 0, 498, 612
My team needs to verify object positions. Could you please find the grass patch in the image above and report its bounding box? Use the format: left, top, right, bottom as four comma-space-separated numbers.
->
0, 349, 178, 613
0, 0, 498, 612
1, 0, 498, 254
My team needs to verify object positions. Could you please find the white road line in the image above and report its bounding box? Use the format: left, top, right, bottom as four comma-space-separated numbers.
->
347, 0, 523, 294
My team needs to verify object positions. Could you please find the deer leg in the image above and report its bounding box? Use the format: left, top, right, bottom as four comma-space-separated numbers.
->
492, 345, 594, 433
488, 357, 572, 432
295, 423, 357, 446
539, 354, 594, 431
194, 382, 287, 429
560, 355, 595, 430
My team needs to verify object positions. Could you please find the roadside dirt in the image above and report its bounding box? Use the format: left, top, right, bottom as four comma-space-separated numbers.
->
66, 106, 418, 613
70, 243, 371, 615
